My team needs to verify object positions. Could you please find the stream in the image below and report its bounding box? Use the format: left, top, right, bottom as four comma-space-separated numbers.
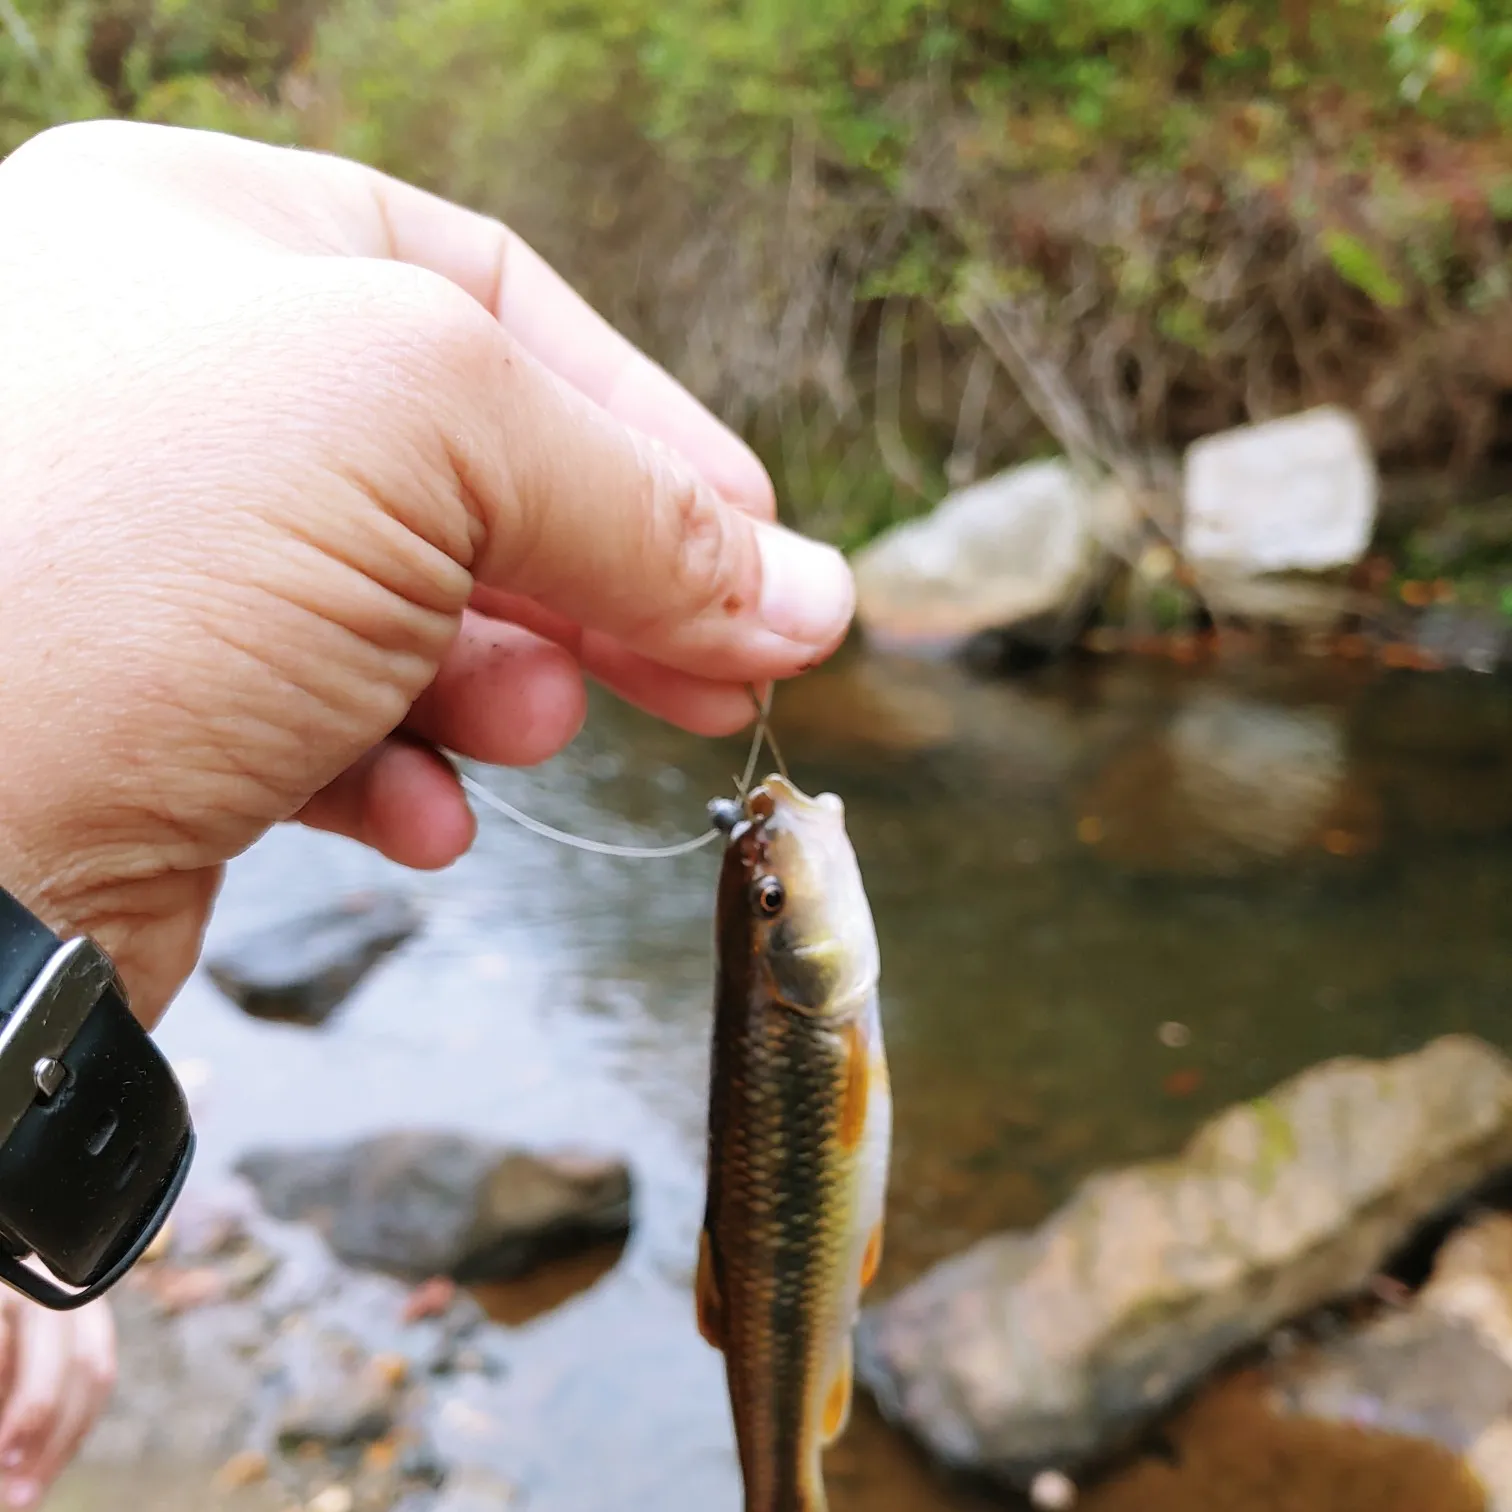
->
47, 645, 1512, 1511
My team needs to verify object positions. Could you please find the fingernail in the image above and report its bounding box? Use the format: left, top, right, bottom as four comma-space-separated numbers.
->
755, 523, 854, 645
6, 1480, 36, 1508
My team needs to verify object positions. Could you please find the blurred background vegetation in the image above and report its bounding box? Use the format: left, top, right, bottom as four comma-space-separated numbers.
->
5, 0, 1512, 547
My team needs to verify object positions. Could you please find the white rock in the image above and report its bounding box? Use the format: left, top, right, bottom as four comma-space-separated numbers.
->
853, 461, 1119, 652
1182, 406, 1377, 573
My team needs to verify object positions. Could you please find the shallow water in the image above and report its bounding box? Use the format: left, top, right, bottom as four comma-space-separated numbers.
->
49, 647, 1512, 1510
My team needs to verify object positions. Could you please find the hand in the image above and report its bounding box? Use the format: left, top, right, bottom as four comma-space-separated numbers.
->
0, 122, 855, 1024
0, 1297, 115, 1510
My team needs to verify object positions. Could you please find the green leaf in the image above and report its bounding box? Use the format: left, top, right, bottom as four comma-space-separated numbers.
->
1321, 230, 1408, 309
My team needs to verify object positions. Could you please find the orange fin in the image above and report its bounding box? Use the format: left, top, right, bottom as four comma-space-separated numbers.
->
820, 1334, 854, 1447
837, 1024, 870, 1153
860, 1220, 884, 1291
695, 1230, 724, 1352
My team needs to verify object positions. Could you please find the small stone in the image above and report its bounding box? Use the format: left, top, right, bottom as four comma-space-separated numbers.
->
307, 1489, 355, 1512
214, 1450, 269, 1491
275, 1332, 403, 1454
397, 1438, 448, 1489
223, 1243, 280, 1299
1158, 1021, 1191, 1049
1030, 1470, 1077, 1509
427, 1466, 519, 1510
402, 1276, 459, 1324
362, 1436, 400, 1472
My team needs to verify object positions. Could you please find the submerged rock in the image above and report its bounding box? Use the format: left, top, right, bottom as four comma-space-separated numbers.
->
852, 460, 1130, 655
237, 1133, 633, 1282
1182, 406, 1377, 575
205, 891, 423, 1026
856, 1035, 1512, 1488
1272, 1211, 1512, 1510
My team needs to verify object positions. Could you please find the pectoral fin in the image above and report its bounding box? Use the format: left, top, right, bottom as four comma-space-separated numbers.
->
820, 1334, 854, 1447
838, 1022, 871, 1153
695, 1229, 724, 1351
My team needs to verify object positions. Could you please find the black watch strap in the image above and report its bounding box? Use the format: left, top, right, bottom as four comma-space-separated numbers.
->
0, 886, 194, 1310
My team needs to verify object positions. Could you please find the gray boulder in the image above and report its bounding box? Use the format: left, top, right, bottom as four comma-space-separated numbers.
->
857, 1035, 1512, 1488
1272, 1210, 1512, 1510
205, 891, 422, 1026
237, 1133, 632, 1283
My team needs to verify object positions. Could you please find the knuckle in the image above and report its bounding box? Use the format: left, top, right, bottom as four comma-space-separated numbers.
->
383, 266, 499, 378
642, 438, 749, 618
7, 1405, 51, 1453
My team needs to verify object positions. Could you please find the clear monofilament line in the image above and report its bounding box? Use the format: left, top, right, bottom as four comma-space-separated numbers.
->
458, 773, 722, 859
456, 682, 782, 860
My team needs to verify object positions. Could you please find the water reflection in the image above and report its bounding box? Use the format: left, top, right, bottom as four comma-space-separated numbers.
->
124, 648, 1512, 1511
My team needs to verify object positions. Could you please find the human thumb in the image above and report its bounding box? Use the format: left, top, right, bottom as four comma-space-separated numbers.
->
458, 335, 854, 683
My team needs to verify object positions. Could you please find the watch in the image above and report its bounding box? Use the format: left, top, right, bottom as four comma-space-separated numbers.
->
0, 884, 194, 1310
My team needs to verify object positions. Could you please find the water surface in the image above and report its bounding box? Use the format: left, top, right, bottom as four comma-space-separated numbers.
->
58, 649, 1512, 1510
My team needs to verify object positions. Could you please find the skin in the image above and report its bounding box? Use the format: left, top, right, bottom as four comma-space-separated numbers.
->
0, 120, 856, 1503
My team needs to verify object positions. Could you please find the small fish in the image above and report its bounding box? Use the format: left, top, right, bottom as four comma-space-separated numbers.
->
698, 775, 891, 1512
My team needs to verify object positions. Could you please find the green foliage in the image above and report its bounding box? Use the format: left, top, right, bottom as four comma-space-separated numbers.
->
8, 0, 1512, 545
0, 2, 110, 152
1322, 230, 1408, 309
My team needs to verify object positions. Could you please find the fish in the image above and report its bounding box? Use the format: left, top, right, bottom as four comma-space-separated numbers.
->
697, 774, 891, 1512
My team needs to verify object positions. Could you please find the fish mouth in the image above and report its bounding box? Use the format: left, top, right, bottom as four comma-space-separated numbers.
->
707, 775, 848, 846
749, 774, 845, 826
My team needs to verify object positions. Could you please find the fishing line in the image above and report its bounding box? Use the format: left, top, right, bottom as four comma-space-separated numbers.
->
745, 683, 790, 784
459, 773, 722, 858
457, 682, 784, 860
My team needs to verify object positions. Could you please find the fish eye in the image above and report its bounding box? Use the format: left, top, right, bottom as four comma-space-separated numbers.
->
752, 876, 786, 916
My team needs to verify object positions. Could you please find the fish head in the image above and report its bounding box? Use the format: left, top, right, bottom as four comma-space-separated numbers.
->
713, 773, 879, 1017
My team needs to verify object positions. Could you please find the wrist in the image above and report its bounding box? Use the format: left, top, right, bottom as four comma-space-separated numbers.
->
0, 813, 209, 1032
